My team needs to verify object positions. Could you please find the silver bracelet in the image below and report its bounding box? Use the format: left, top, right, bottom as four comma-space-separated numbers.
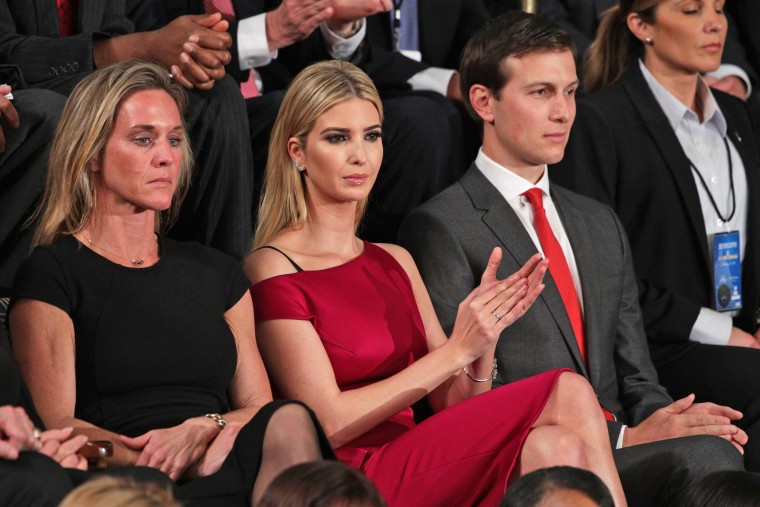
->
463, 358, 497, 382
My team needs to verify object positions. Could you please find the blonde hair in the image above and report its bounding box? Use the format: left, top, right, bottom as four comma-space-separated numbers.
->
254, 60, 383, 248
584, 0, 660, 93
32, 59, 193, 248
59, 476, 182, 507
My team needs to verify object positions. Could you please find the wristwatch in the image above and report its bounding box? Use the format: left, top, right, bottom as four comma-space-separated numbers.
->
204, 412, 228, 430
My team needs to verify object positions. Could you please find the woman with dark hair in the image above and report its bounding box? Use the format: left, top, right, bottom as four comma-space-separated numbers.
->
551, 0, 760, 470
8, 59, 332, 506
257, 461, 386, 507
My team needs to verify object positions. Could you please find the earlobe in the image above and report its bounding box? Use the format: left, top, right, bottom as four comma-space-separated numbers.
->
469, 85, 495, 124
626, 12, 652, 44
287, 137, 304, 167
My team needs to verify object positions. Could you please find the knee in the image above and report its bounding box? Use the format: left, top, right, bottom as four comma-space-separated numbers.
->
264, 402, 320, 455
556, 372, 600, 414
524, 426, 588, 469
675, 435, 744, 477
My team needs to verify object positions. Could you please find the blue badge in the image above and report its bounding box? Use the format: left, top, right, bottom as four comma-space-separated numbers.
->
713, 231, 742, 312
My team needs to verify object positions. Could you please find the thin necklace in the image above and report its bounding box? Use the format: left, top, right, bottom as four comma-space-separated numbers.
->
86, 236, 155, 266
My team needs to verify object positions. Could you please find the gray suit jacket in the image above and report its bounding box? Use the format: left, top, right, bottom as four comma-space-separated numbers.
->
399, 164, 672, 446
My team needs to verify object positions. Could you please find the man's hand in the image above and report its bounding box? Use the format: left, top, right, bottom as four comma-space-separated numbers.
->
0, 85, 20, 154
151, 14, 232, 90
327, 0, 391, 32
727, 326, 760, 349
704, 74, 748, 101
623, 394, 746, 453
265, 0, 334, 51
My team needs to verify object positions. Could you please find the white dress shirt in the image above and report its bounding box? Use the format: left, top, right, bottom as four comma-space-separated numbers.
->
640, 60, 749, 346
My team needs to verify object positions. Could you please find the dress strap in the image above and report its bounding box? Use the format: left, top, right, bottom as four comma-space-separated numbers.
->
256, 246, 304, 272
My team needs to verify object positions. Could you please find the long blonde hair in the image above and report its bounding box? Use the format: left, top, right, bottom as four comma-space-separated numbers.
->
32, 59, 193, 248
254, 61, 383, 249
584, 0, 660, 93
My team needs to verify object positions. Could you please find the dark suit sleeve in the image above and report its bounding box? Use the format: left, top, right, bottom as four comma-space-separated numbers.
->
607, 207, 672, 425
721, 13, 758, 88
398, 205, 476, 336
552, 99, 703, 345
0, 0, 133, 89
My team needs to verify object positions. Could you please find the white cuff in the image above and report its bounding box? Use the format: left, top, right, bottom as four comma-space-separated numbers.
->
320, 18, 365, 61
705, 63, 752, 99
408, 67, 456, 97
689, 307, 733, 346
238, 13, 278, 70
616, 425, 626, 449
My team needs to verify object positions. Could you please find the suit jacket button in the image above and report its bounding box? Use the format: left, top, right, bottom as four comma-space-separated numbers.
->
58, 65, 66, 74
48, 66, 58, 77
71, 61, 80, 71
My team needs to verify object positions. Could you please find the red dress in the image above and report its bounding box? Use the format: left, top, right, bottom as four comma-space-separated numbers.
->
251, 242, 564, 506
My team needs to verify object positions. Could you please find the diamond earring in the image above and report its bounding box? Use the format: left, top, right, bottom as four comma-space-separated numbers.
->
295, 161, 305, 172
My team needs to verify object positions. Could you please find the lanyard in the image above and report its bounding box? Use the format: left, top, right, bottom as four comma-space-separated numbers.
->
392, 0, 404, 51
688, 137, 736, 224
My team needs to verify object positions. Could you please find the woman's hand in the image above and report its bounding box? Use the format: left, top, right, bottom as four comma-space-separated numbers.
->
38, 427, 88, 470
449, 248, 547, 364
183, 423, 240, 479
120, 418, 220, 480
0, 405, 37, 459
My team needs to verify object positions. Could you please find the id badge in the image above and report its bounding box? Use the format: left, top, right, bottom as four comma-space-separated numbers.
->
713, 231, 742, 311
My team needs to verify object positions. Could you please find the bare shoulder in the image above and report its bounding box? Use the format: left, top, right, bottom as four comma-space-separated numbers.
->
373, 243, 421, 280
243, 245, 299, 285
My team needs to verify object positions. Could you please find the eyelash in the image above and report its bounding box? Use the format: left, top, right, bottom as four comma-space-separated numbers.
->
133, 136, 183, 146
325, 131, 383, 143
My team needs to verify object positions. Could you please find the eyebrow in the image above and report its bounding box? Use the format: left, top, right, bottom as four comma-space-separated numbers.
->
525, 79, 580, 88
129, 124, 184, 132
319, 124, 382, 135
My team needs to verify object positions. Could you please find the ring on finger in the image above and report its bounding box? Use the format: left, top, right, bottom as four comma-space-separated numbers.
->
32, 427, 42, 447
491, 310, 503, 321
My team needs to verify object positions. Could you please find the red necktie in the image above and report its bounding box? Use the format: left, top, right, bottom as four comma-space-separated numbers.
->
523, 189, 615, 421
203, 0, 260, 98
57, 0, 77, 37
523, 188, 586, 360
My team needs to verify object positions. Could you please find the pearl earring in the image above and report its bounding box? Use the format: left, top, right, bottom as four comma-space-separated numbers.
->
644, 37, 653, 45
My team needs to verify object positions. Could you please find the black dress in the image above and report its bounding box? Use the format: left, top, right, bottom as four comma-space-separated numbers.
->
10, 235, 332, 506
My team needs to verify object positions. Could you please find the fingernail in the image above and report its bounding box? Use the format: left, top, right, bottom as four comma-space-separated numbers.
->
183, 42, 194, 53
181, 53, 190, 63
189, 35, 200, 43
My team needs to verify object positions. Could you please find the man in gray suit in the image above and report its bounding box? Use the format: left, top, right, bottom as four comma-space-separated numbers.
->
399, 12, 747, 506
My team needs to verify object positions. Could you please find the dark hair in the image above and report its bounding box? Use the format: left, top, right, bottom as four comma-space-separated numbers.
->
500, 466, 614, 507
459, 11, 575, 127
257, 461, 386, 507
671, 471, 760, 507
584, 0, 659, 93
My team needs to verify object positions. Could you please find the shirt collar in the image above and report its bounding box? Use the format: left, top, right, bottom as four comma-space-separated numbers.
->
475, 148, 552, 202
639, 59, 727, 136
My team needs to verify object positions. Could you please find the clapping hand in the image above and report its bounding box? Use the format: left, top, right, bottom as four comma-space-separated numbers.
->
328, 0, 392, 28
449, 248, 547, 364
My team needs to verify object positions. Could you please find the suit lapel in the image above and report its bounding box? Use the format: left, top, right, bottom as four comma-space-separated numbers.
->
552, 190, 603, 387
460, 167, 589, 376
620, 65, 711, 270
